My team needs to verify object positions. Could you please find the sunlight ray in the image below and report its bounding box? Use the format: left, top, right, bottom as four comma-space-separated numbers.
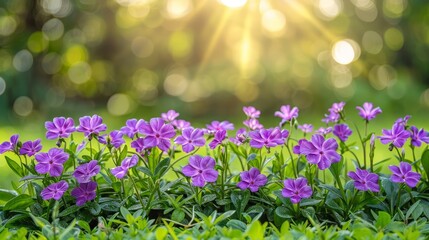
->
195, 7, 233, 77
281, 0, 337, 41
239, 2, 256, 77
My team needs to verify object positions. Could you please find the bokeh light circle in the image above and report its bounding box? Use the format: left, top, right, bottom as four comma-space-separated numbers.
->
0, 77, 5, 96
261, 9, 286, 33
107, 93, 132, 116
332, 39, 360, 65
13, 96, 33, 117
42, 18, 64, 41
218, 0, 247, 8
165, 0, 192, 19
164, 74, 188, 96
13, 50, 33, 72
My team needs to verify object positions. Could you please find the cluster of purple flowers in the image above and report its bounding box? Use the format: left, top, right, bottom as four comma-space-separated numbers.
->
0, 101, 427, 209
379, 120, 429, 149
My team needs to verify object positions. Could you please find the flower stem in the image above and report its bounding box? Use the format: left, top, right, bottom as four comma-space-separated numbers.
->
362, 121, 368, 168
285, 145, 297, 178
129, 172, 145, 209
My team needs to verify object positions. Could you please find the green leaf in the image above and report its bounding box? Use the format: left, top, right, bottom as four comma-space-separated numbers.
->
77, 220, 91, 233
120, 206, 131, 220
171, 209, 185, 222
4, 213, 32, 228
421, 149, 429, 181
0, 189, 18, 202
299, 199, 322, 207
155, 157, 170, 179
88, 202, 101, 215
4, 194, 34, 211
202, 194, 217, 204
275, 206, 293, 219
246, 205, 265, 217
226, 219, 247, 231
52, 201, 60, 220
99, 172, 112, 185
29, 213, 50, 228
214, 210, 235, 225
58, 219, 77, 240
375, 211, 391, 229
119, 145, 128, 161
112, 182, 122, 193
247, 153, 257, 162
5, 156, 23, 177
231, 191, 250, 213
245, 220, 266, 240
100, 201, 121, 212
155, 227, 168, 240
59, 205, 82, 217
136, 166, 153, 177
406, 200, 423, 220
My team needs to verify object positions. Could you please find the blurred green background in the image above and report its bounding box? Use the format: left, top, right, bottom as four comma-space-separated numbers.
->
1, 0, 429, 122
1, 0, 429, 186
0, 0, 429, 124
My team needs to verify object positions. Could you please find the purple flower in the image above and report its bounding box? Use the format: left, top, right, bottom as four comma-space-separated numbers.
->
329, 102, 345, 113
243, 106, 261, 119
111, 155, 138, 179
274, 105, 299, 123
174, 128, 205, 153
35, 148, 69, 177
409, 126, 429, 147
243, 118, 263, 130
99, 131, 125, 149
73, 160, 100, 183
120, 119, 146, 139
76, 115, 107, 138
298, 124, 313, 134
131, 137, 146, 153
172, 119, 192, 131
141, 118, 176, 152
298, 134, 340, 170
0, 134, 19, 154
347, 169, 380, 192
230, 128, 247, 146
237, 168, 267, 192
282, 177, 313, 204
356, 102, 382, 121
322, 102, 345, 123
71, 181, 97, 206
333, 124, 353, 142
293, 139, 309, 155
249, 128, 284, 149
76, 140, 87, 153
41, 180, 69, 200
389, 162, 421, 187
45, 117, 75, 140
379, 123, 411, 148
322, 112, 340, 123
182, 155, 218, 187
161, 110, 179, 122
19, 139, 42, 156
395, 115, 411, 126
209, 130, 227, 149
206, 121, 234, 132
315, 127, 333, 136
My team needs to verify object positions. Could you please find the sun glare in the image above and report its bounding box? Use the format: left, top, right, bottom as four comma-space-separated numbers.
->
332, 40, 355, 65
218, 0, 247, 8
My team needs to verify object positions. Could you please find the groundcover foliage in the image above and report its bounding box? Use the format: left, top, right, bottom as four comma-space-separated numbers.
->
1, 102, 429, 239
